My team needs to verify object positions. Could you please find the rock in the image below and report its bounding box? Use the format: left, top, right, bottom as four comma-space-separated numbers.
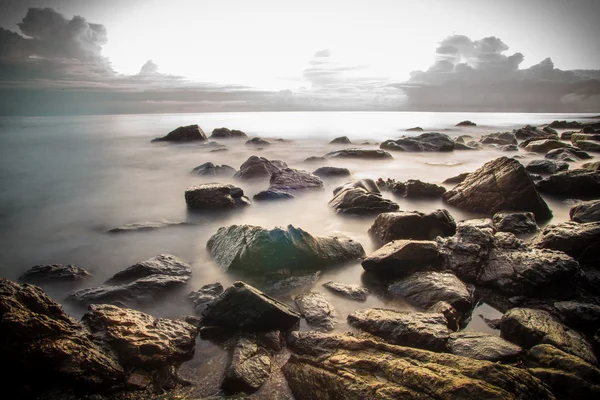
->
571, 133, 600, 143
545, 147, 592, 161
455, 135, 473, 143
525, 159, 569, 174
264, 271, 320, 295
233, 156, 286, 180
570, 199, 600, 222
362, 240, 441, 278
403, 179, 446, 198
443, 172, 470, 184
283, 331, 554, 400
253, 189, 295, 201
561, 130, 575, 140
246, 137, 270, 146
454, 141, 479, 150
368, 210, 456, 245
152, 124, 207, 142
201, 281, 301, 331
514, 125, 553, 140
518, 135, 561, 149
209, 147, 228, 153
480, 132, 517, 146
380, 132, 454, 152
583, 126, 599, 133
294, 292, 337, 331
548, 120, 583, 129
206, 224, 365, 272
492, 211, 539, 234
388, 272, 473, 312
573, 140, 600, 152
322, 281, 369, 301
210, 127, 247, 139
428, 301, 460, 331
500, 308, 597, 365
329, 136, 351, 144
554, 301, 600, 333
543, 126, 559, 135
190, 162, 236, 176
304, 156, 326, 163
267, 168, 323, 193
325, 148, 393, 159
524, 139, 569, 153
536, 169, 600, 197
185, 183, 251, 210
348, 308, 450, 351
222, 336, 272, 395
0, 278, 125, 395
531, 221, 600, 268
82, 304, 196, 370
406, 126, 423, 131
312, 166, 350, 178
583, 161, 600, 170
68, 254, 191, 307
18, 264, 90, 284
502, 144, 519, 151
107, 219, 194, 233
442, 157, 552, 221
456, 120, 476, 126
188, 283, 223, 314
447, 331, 522, 361
329, 179, 399, 215
376, 177, 406, 195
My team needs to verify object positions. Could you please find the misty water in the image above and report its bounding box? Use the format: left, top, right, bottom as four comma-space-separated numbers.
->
0, 111, 596, 396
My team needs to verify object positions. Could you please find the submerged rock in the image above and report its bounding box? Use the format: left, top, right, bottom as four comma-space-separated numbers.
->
524, 139, 569, 153
325, 148, 393, 159
536, 169, 600, 198
329, 179, 399, 215
190, 162, 236, 176
380, 132, 454, 152
322, 281, 369, 301
573, 140, 600, 152
294, 292, 337, 331
304, 156, 326, 163
188, 282, 223, 314
222, 336, 272, 395
442, 157, 552, 221
107, 219, 194, 233
369, 209, 456, 244
152, 124, 207, 142
210, 127, 247, 139
456, 120, 476, 126
329, 136, 351, 144
514, 125, 553, 140
447, 331, 522, 361
185, 183, 251, 209
312, 166, 351, 178
201, 281, 301, 331
18, 264, 90, 284
362, 240, 441, 278
526, 159, 569, 174
492, 211, 539, 234
253, 189, 295, 201
545, 147, 592, 162
443, 172, 470, 184
403, 179, 446, 198
246, 137, 270, 146
206, 224, 365, 272
480, 132, 518, 146
268, 168, 323, 193
570, 199, 600, 223
264, 271, 320, 295
531, 221, 600, 267
233, 156, 286, 180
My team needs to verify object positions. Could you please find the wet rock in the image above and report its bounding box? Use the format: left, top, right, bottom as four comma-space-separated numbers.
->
201, 281, 301, 331
325, 148, 393, 159
456, 120, 476, 126
322, 281, 369, 301
188, 283, 223, 314
329, 179, 399, 215
329, 136, 351, 144
376, 177, 406, 195
525, 159, 569, 174
264, 271, 320, 295
268, 168, 323, 193
0, 278, 125, 395
447, 331, 522, 361
210, 127, 247, 139
523, 139, 568, 153
304, 156, 326, 163
442, 157, 552, 221
207, 224, 364, 272
222, 336, 272, 395
531, 221, 600, 268
404, 179, 446, 198
185, 183, 251, 209
68, 254, 191, 307
553, 301, 600, 333
443, 172, 470, 184
190, 162, 236, 176
380, 132, 454, 152
574, 140, 600, 152
514, 125, 553, 140
570, 199, 600, 222
294, 292, 337, 331
362, 240, 441, 278
548, 120, 583, 129
571, 133, 600, 143
536, 169, 600, 198
388, 271, 473, 312
107, 219, 195, 233
19, 264, 91, 284
545, 147, 592, 161
312, 166, 350, 178
480, 132, 517, 146
583, 161, 600, 170
283, 331, 554, 400
455, 135, 473, 143
561, 130, 575, 140
368, 209, 456, 245
500, 307, 597, 364
152, 124, 207, 142
233, 156, 286, 180
492, 211, 539, 234
253, 189, 295, 201
246, 137, 270, 146
428, 301, 460, 331
348, 308, 450, 351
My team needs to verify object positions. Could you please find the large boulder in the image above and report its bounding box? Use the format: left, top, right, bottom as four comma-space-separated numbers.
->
525, 159, 569, 174
480, 132, 517, 146
524, 139, 569, 153
210, 127, 247, 139
492, 211, 539, 234
190, 162, 235, 176
329, 136, 351, 144
403, 179, 446, 198
325, 148, 393, 159
501, 308, 597, 365
233, 156, 286, 180
369, 209, 456, 245
572, 133, 600, 143
267, 168, 323, 193
283, 331, 554, 400
0, 279, 125, 396
380, 132, 454, 152
18, 264, 91, 284
152, 124, 207, 142
207, 224, 364, 272
573, 140, 600, 152
362, 240, 441, 278
536, 169, 600, 197
322, 281, 369, 302
329, 179, 399, 215
201, 281, 300, 331
222, 336, 272, 395
447, 331, 522, 362
545, 147, 592, 162
531, 221, 600, 268
312, 166, 351, 178
442, 157, 552, 221
246, 137, 270, 146
185, 183, 251, 209
513, 125, 554, 140
294, 292, 337, 331
570, 199, 600, 223
68, 254, 191, 307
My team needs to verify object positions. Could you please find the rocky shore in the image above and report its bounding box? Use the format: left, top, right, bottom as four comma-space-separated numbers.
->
2, 119, 600, 399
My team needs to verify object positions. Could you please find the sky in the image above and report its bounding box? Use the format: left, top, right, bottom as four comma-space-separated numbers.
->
0, 0, 599, 115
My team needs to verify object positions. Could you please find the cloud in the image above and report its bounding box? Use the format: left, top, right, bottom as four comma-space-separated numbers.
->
399, 34, 600, 111
313, 48, 332, 58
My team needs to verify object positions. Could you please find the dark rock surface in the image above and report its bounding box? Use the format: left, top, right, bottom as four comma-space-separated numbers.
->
304, 156, 326, 163
210, 127, 247, 139
107, 219, 195, 233
524, 139, 569, 153
531, 221, 600, 267
548, 120, 583, 129
322, 281, 369, 301
492, 211, 539, 234
206, 224, 365, 272
294, 292, 337, 331
329, 136, 351, 144
573, 139, 600, 152
514, 125, 554, 140
188, 282, 223, 314
185, 183, 251, 209
222, 336, 272, 395
362, 240, 441, 278
152, 124, 207, 142
329, 179, 399, 215
325, 148, 393, 159
443, 157, 552, 221
571, 133, 600, 143
312, 166, 351, 178
553, 301, 600, 333
545, 147, 592, 162
380, 132, 454, 152
583, 161, 600, 170
443, 172, 470, 184
480, 132, 517, 146
233, 156, 286, 180
406, 126, 423, 131
253, 189, 295, 201
264, 271, 320, 295
526, 159, 569, 174
267, 168, 323, 193
369, 209, 456, 244
190, 162, 236, 176
19, 264, 91, 284
456, 120, 476, 126
447, 331, 522, 361
536, 169, 600, 198
246, 137, 270, 146
570, 199, 600, 223
404, 179, 446, 198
